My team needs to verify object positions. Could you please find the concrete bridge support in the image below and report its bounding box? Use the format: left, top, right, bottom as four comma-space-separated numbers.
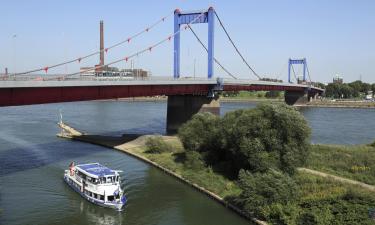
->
284, 90, 319, 105
166, 95, 220, 133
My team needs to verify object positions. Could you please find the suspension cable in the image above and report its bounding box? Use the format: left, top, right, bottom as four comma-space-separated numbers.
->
49, 12, 207, 80
291, 64, 298, 82
214, 11, 260, 80
188, 26, 237, 79
13, 11, 174, 76
306, 63, 312, 84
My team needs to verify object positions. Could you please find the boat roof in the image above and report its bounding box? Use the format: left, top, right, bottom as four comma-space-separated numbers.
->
76, 163, 117, 178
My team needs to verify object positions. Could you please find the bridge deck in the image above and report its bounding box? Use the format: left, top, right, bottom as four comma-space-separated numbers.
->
0, 77, 323, 107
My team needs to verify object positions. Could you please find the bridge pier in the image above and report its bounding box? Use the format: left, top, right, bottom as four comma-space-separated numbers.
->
166, 95, 220, 133
284, 90, 319, 105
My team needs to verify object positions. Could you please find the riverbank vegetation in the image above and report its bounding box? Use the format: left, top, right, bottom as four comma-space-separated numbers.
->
324, 80, 375, 99
221, 91, 284, 100
140, 103, 375, 224
306, 144, 375, 185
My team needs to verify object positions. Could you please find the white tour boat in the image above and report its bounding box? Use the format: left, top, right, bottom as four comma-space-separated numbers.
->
64, 162, 127, 210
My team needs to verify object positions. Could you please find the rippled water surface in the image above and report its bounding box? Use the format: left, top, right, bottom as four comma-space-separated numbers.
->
1, 101, 374, 225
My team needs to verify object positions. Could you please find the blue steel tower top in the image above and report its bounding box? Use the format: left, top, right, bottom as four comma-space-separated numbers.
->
174, 7, 215, 79
288, 58, 307, 83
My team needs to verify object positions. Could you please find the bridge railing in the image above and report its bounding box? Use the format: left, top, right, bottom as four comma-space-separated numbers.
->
0, 74, 220, 82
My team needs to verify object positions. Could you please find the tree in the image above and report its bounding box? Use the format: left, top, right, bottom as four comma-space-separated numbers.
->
178, 103, 311, 176
219, 103, 311, 175
314, 82, 326, 89
178, 112, 221, 153
325, 83, 356, 98
349, 80, 370, 96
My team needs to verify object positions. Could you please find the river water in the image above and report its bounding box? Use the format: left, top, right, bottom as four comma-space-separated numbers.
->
1, 101, 374, 225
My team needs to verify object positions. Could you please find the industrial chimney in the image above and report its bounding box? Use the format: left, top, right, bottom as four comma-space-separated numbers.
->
100, 20, 104, 66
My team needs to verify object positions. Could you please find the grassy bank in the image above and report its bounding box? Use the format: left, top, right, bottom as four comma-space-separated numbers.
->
295, 172, 375, 225
306, 144, 375, 185
120, 136, 242, 200
134, 137, 375, 224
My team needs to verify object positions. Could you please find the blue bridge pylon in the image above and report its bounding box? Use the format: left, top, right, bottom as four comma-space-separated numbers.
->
174, 7, 215, 79
288, 58, 307, 83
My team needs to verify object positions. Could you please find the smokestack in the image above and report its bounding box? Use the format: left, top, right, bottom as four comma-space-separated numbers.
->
100, 20, 104, 66
5, 67, 8, 76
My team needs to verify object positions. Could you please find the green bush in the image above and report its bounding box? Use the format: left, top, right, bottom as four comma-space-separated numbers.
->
295, 173, 375, 225
235, 169, 299, 220
184, 151, 205, 170
145, 136, 173, 154
266, 203, 300, 225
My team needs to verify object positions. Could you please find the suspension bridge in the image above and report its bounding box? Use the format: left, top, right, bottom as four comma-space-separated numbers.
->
0, 7, 323, 132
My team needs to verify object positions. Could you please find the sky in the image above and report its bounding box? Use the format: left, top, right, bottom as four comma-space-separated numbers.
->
0, 0, 374, 83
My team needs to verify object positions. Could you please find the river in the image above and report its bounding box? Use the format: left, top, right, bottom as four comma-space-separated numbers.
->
1, 101, 374, 225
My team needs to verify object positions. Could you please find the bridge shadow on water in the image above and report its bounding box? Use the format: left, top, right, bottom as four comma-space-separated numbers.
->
72, 134, 141, 148
0, 140, 105, 177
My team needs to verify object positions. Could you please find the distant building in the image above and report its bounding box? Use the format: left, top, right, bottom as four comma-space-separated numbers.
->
80, 66, 149, 78
79, 21, 150, 79
333, 75, 343, 84
121, 69, 149, 78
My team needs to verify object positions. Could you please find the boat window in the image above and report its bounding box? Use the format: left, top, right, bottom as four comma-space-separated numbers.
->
93, 193, 97, 199
77, 171, 86, 179
107, 195, 114, 201
106, 176, 116, 183
100, 195, 104, 201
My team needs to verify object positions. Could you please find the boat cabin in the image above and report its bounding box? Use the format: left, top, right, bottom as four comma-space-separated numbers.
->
75, 163, 120, 185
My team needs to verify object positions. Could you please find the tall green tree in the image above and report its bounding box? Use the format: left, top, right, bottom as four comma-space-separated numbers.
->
178, 103, 311, 176
178, 112, 221, 153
